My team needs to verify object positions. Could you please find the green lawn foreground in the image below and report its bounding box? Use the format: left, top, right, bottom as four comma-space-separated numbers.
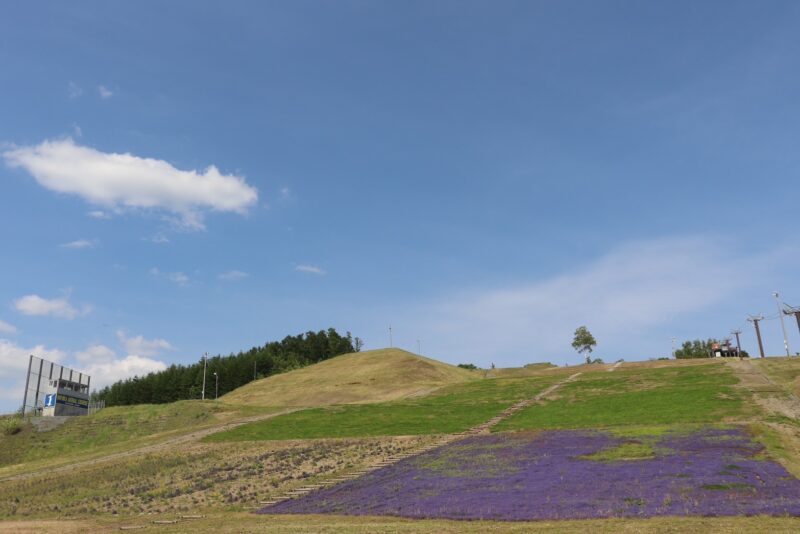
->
205, 376, 562, 441
494, 362, 752, 431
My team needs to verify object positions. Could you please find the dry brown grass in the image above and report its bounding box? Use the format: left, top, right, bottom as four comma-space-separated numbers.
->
8, 513, 800, 533
0, 435, 436, 519
222, 349, 477, 407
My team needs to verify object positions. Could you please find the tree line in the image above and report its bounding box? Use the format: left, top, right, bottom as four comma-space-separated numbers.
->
93, 329, 359, 406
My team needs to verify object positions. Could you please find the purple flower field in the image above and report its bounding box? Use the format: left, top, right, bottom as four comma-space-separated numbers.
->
259, 428, 800, 520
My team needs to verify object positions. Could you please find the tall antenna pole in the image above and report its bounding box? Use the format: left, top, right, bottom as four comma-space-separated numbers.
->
201, 352, 208, 400
389, 325, 393, 348
748, 316, 765, 358
773, 292, 791, 356
732, 330, 742, 359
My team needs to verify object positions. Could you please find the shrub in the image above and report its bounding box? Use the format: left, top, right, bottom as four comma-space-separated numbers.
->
457, 363, 478, 370
2, 417, 23, 436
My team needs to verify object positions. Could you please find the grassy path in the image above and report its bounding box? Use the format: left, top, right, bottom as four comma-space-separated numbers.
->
0, 408, 300, 484
726, 358, 800, 478
256, 372, 582, 508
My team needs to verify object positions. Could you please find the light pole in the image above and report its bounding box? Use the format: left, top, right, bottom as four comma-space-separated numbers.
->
773, 292, 791, 357
671, 337, 676, 359
213, 372, 219, 400
201, 352, 208, 400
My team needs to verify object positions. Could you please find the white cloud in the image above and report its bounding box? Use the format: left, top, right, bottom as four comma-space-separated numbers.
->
3, 139, 258, 230
149, 267, 189, 286
60, 239, 96, 249
67, 82, 83, 99
0, 339, 67, 379
0, 320, 16, 334
98, 85, 113, 99
82, 355, 168, 389
280, 186, 291, 199
75, 344, 116, 364
87, 210, 111, 219
219, 269, 249, 281
117, 330, 174, 357
14, 294, 90, 319
295, 264, 326, 275
148, 233, 170, 244
72, 123, 83, 137
393, 236, 779, 365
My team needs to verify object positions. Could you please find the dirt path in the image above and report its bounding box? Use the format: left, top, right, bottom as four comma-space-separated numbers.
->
257, 372, 583, 507
0, 408, 301, 484
726, 359, 800, 420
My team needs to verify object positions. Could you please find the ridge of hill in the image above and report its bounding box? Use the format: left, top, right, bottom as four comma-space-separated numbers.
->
221, 348, 478, 407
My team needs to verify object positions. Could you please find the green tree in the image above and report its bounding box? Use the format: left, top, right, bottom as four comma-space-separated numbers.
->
572, 326, 597, 364
674, 339, 718, 359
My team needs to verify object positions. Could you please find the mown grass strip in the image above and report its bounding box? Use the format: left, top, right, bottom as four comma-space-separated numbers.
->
494, 364, 751, 431
205, 377, 559, 441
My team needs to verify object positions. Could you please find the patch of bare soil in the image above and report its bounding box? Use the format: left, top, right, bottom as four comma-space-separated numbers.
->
728, 360, 800, 420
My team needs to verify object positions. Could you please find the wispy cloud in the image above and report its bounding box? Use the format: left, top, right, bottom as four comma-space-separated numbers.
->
280, 186, 291, 199
3, 139, 258, 230
148, 233, 170, 244
13, 294, 90, 319
0, 339, 66, 379
150, 267, 189, 286
98, 85, 114, 99
67, 81, 83, 99
219, 270, 249, 281
295, 264, 326, 276
116, 330, 174, 357
87, 210, 111, 220
390, 236, 785, 365
73, 342, 167, 389
60, 239, 96, 249
0, 320, 17, 334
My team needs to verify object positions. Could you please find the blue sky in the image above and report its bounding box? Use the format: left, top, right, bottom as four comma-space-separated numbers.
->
2, 1, 800, 412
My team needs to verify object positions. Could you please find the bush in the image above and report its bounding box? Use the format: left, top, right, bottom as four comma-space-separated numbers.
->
457, 363, 478, 370
2, 417, 23, 436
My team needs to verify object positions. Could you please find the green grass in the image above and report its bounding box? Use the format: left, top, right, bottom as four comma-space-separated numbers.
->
205, 376, 559, 441
581, 442, 656, 462
495, 364, 750, 431
0, 401, 274, 469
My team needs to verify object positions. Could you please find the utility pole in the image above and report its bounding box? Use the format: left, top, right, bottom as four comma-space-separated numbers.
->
748, 316, 765, 358
671, 337, 676, 359
783, 304, 800, 354
732, 329, 742, 359
773, 292, 791, 356
389, 325, 393, 348
201, 352, 208, 400
214, 372, 219, 400
417, 339, 421, 354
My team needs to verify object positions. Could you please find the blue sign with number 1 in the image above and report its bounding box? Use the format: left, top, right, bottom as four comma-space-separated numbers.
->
44, 393, 56, 407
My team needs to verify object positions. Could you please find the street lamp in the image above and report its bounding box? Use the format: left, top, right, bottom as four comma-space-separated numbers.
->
213, 372, 219, 400
773, 292, 791, 357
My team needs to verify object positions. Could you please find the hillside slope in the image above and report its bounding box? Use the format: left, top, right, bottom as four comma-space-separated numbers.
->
221, 348, 477, 407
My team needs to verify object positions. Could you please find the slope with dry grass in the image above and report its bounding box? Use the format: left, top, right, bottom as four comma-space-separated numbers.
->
221, 349, 478, 407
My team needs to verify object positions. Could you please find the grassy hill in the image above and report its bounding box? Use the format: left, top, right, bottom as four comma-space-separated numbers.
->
221, 348, 478, 407
4, 356, 800, 532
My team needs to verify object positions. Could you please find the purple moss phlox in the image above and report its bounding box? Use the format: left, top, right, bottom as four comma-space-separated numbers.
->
258, 428, 800, 520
